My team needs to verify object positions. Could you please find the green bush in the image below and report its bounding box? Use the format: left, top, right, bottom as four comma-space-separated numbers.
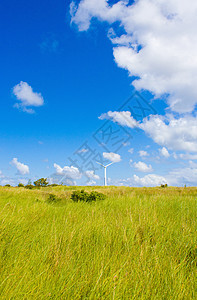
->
88, 191, 106, 202
161, 184, 168, 188
71, 190, 106, 202
71, 190, 88, 202
18, 183, 24, 187
47, 194, 60, 203
5, 184, 11, 187
25, 184, 34, 189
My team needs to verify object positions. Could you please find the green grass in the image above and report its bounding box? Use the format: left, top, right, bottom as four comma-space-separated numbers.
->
0, 186, 196, 299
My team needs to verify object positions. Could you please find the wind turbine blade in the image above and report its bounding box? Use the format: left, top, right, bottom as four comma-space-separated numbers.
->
96, 161, 105, 168
105, 162, 114, 167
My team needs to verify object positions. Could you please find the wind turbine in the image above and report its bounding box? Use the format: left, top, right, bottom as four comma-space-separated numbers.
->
96, 162, 114, 186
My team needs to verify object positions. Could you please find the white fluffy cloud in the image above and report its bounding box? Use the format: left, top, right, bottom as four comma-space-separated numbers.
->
71, 0, 197, 113
99, 111, 138, 128
100, 111, 197, 153
1, 178, 16, 186
85, 170, 100, 180
159, 147, 170, 158
53, 163, 81, 179
139, 150, 148, 157
86, 180, 97, 186
13, 81, 44, 113
11, 158, 29, 175
166, 161, 197, 186
103, 152, 121, 162
134, 174, 167, 187
105, 161, 197, 186
103, 161, 197, 186
133, 161, 153, 172
140, 114, 197, 152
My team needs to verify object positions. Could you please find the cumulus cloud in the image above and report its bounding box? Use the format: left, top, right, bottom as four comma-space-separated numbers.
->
103, 152, 121, 162
100, 111, 197, 153
134, 174, 167, 187
109, 173, 167, 187
166, 162, 197, 186
53, 163, 81, 179
140, 114, 197, 153
99, 111, 138, 128
102, 161, 197, 186
86, 180, 97, 186
85, 170, 100, 180
139, 150, 148, 157
11, 158, 29, 175
159, 147, 170, 158
133, 161, 153, 172
48, 175, 76, 186
1, 178, 16, 186
13, 81, 44, 113
71, 0, 197, 113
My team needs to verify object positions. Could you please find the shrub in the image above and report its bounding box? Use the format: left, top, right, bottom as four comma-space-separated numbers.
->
5, 184, 11, 187
71, 190, 89, 202
25, 184, 34, 189
88, 191, 106, 202
18, 183, 24, 187
71, 190, 106, 202
161, 184, 168, 188
47, 193, 60, 203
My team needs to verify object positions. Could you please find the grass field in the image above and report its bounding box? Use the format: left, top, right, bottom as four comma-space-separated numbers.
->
0, 186, 196, 299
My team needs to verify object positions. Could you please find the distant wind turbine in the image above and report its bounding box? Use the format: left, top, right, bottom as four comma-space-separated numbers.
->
96, 162, 114, 186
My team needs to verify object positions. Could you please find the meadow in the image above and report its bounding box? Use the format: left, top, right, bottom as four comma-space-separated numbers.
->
0, 186, 196, 299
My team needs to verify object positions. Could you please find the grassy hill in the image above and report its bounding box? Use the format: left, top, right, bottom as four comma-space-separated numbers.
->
0, 186, 196, 299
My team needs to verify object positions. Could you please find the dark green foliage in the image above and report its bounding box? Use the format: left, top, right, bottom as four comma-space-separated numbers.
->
71, 190, 88, 202
47, 193, 61, 203
5, 184, 11, 187
88, 191, 106, 202
34, 178, 48, 187
49, 184, 59, 187
161, 184, 168, 188
71, 190, 106, 202
48, 194, 56, 202
18, 183, 24, 187
25, 184, 34, 189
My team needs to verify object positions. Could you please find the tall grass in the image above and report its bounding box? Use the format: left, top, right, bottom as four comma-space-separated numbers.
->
0, 186, 196, 299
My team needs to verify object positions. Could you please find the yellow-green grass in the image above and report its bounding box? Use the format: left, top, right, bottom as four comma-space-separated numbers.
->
0, 186, 196, 299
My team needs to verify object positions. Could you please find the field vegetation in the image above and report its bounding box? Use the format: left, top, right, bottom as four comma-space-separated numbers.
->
0, 186, 196, 299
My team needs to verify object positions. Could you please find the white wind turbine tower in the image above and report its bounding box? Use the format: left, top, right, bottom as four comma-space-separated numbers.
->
96, 162, 114, 186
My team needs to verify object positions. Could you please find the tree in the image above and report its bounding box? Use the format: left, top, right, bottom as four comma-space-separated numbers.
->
34, 178, 48, 187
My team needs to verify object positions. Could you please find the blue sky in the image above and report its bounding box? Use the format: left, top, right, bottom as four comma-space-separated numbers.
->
1, 0, 197, 186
